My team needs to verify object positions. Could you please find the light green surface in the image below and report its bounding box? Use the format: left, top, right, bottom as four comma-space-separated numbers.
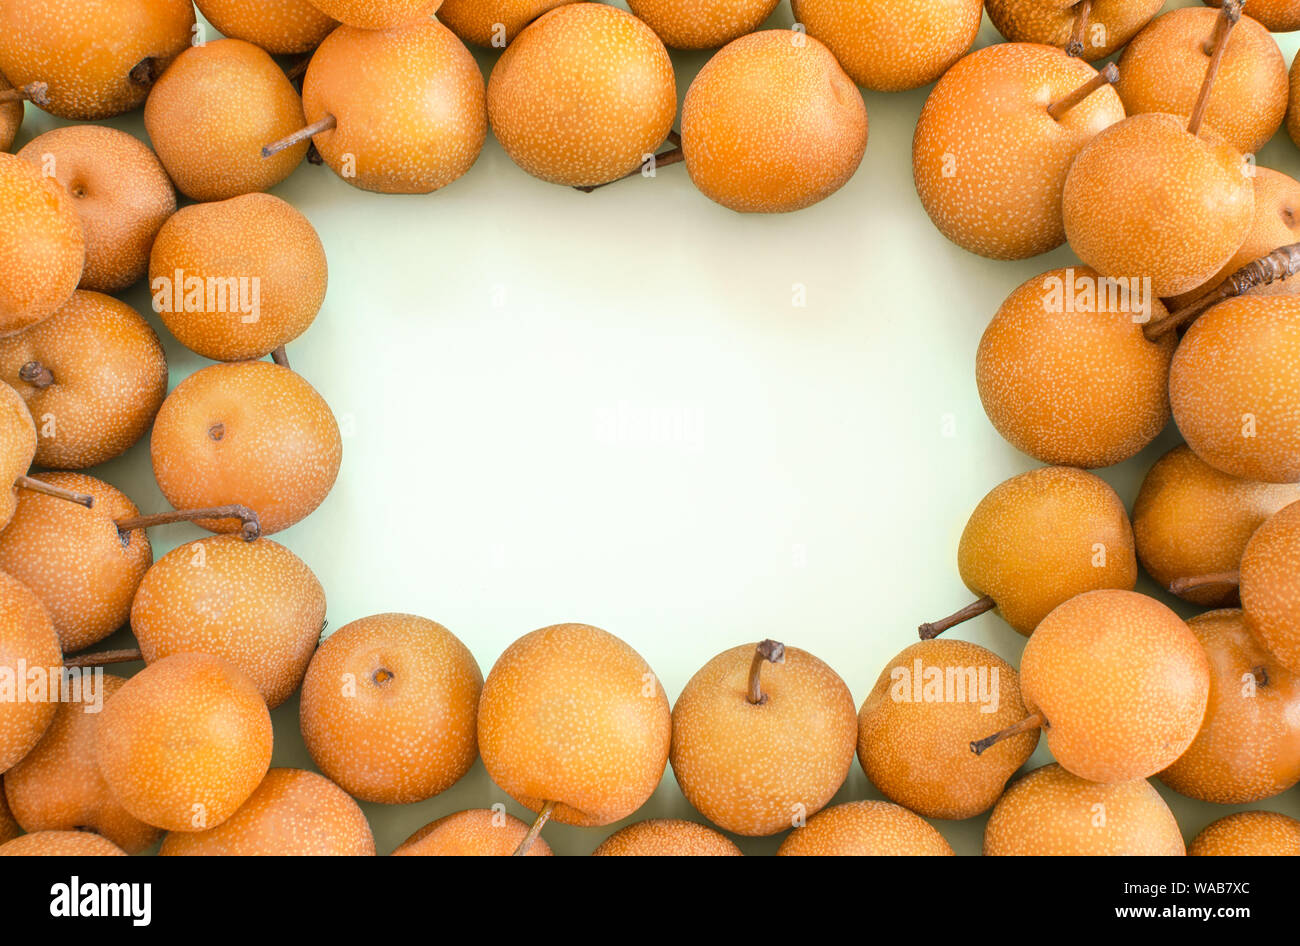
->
13, 0, 1300, 855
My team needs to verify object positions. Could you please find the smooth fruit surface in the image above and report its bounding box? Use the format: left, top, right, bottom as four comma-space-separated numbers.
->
628, 0, 778, 50
985, 0, 1163, 60
0, 383, 36, 529
392, 808, 553, 856
196, 0, 338, 54
591, 818, 742, 855
0, 77, 21, 152
307, 0, 443, 30
1189, 810, 1300, 856
0, 153, 84, 337
0, 570, 60, 772
0, 830, 126, 855
1241, 501, 1300, 674
438, 0, 576, 46
777, 801, 954, 856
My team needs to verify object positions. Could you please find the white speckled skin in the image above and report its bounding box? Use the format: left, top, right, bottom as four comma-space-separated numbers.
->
0, 830, 126, 855
1241, 500, 1300, 674
1189, 810, 1300, 855
0, 153, 84, 337
0, 76, 22, 153
0, 384, 37, 529
0, 570, 59, 773
777, 801, 954, 855
307, 0, 443, 30
196, 0, 338, 55
439, 0, 575, 47
986, 0, 1163, 61
393, 808, 553, 855
591, 818, 741, 855
629, 0, 778, 51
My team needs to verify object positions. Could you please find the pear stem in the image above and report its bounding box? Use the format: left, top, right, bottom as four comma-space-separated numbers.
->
262, 114, 335, 158
971, 714, 1043, 756
115, 505, 262, 542
1066, 0, 1093, 57
271, 345, 290, 368
13, 475, 94, 508
1047, 63, 1118, 121
1188, 0, 1242, 137
284, 54, 312, 83
0, 81, 49, 106
17, 361, 54, 389
1144, 242, 1300, 339
64, 647, 142, 669
918, 595, 996, 640
574, 131, 683, 193
512, 800, 556, 856
1169, 571, 1241, 595
747, 639, 785, 705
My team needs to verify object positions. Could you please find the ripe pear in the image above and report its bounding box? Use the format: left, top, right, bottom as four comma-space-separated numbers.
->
1134, 446, 1300, 607
145, 39, 309, 202
791, 0, 980, 92
924, 466, 1137, 637
160, 769, 374, 855
299, 613, 482, 803
0, 830, 126, 856
96, 653, 273, 832
1239, 500, 1300, 673
195, 0, 338, 54
0, 570, 60, 772
488, 4, 676, 188
149, 193, 327, 361
777, 801, 954, 856
976, 268, 1175, 468
4, 674, 161, 852
0, 152, 85, 337
393, 809, 553, 856
306, 0, 443, 30
0, 76, 23, 152
670, 640, 857, 836
858, 640, 1037, 820
132, 535, 326, 708
991, 590, 1210, 783
627, 0, 778, 50
1169, 296, 1300, 484
477, 623, 671, 829
0, 383, 38, 529
913, 44, 1124, 260
1115, 6, 1286, 156
0, 788, 18, 843
0, 0, 195, 119
1189, 811, 1300, 856
0, 291, 168, 469
682, 30, 867, 213
438, 0, 575, 47
984, 764, 1185, 855
1159, 610, 1300, 804
985, 0, 1163, 60
16, 125, 175, 293
1289, 49, 1300, 150
1208, 0, 1300, 32
591, 819, 741, 856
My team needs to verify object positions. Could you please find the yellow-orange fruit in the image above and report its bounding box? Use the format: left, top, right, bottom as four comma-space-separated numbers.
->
1189, 810, 1300, 856
96, 653, 273, 833
1289, 48, 1300, 150
1208, 0, 1300, 32
1115, 7, 1285, 156
0, 153, 84, 337
591, 818, 741, 856
307, 0, 443, 30
0, 0, 195, 120
0, 76, 21, 152
150, 361, 342, 536
160, 768, 374, 855
627, 0, 777, 50
0, 383, 36, 529
913, 44, 1124, 260
857, 640, 1036, 820
0, 473, 151, 653
1134, 446, 1300, 608
1160, 610, 1300, 804
393, 808, 553, 856
439, 0, 573, 46
4, 675, 161, 852
16, 125, 175, 294
670, 642, 857, 836
1020, 590, 1210, 783
0, 291, 168, 469
792, 0, 979, 91
132, 536, 326, 708
985, 764, 1185, 855
196, 0, 338, 54
145, 39, 307, 202
478, 623, 671, 827
987, 0, 1162, 60
0, 830, 125, 855
488, 4, 676, 188
0, 788, 19, 842
149, 193, 327, 361
0, 570, 59, 772
683, 30, 867, 214
1063, 114, 1254, 298
303, 20, 485, 194
954, 466, 1137, 634
1168, 167, 1300, 311
777, 801, 954, 856
300, 614, 481, 803
1241, 501, 1300, 673
1170, 296, 1300, 484
977, 267, 1174, 468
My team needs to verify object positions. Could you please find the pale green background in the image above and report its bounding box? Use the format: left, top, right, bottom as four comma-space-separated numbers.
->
12, 0, 1300, 855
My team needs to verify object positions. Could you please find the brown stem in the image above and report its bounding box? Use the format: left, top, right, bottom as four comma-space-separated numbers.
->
64, 648, 142, 669
575, 133, 684, 193
918, 595, 996, 640
115, 505, 262, 542
1066, 0, 1093, 57
13, 475, 94, 508
1169, 571, 1240, 595
1145, 242, 1300, 339
284, 54, 312, 82
17, 361, 53, 389
1188, 0, 1242, 137
512, 800, 556, 857
747, 639, 785, 705
0, 81, 49, 106
1252, 665, 1270, 687
262, 114, 336, 158
128, 57, 163, 88
271, 345, 290, 368
1048, 63, 1118, 121
971, 714, 1043, 756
